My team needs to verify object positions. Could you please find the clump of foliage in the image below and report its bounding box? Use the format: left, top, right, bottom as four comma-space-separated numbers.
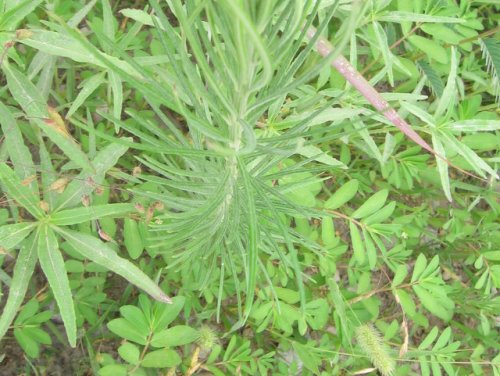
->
0, 0, 499, 375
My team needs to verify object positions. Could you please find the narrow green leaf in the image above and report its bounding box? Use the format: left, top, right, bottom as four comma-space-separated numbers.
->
55, 228, 172, 303
108, 70, 123, 130
349, 222, 365, 264
0, 231, 39, 341
431, 132, 452, 202
448, 119, 500, 132
0, 163, 43, 219
418, 326, 439, 350
50, 204, 134, 225
55, 142, 128, 211
0, 102, 38, 194
37, 225, 76, 347
0, 0, 43, 30
19, 30, 141, 78
378, 12, 465, 24
0, 223, 36, 249
296, 143, 346, 168
66, 72, 106, 118
435, 47, 458, 119
3, 63, 93, 171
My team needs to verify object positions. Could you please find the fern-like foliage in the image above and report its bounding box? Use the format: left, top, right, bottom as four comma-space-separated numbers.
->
417, 60, 444, 97
480, 38, 500, 104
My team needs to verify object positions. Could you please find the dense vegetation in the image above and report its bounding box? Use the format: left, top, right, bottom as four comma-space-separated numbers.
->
0, 0, 499, 375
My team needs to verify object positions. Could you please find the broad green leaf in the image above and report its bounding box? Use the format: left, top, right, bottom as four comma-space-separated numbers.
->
118, 343, 140, 365
141, 349, 181, 368
14, 328, 40, 357
421, 24, 462, 45
391, 264, 408, 287
56, 228, 172, 303
119, 8, 156, 26
98, 364, 128, 376
291, 342, 321, 375
0, 163, 44, 218
325, 179, 359, 210
321, 216, 337, 246
151, 326, 199, 348
395, 289, 416, 317
0, 103, 38, 194
119, 306, 149, 332
0, 232, 38, 341
408, 36, 448, 64
362, 201, 395, 225
50, 204, 134, 225
123, 218, 144, 259
352, 189, 388, 219
3, 63, 93, 171
0, 223, 35, 249
107, 318, 147, 345
411, 254, 427, 283
153, 296, 185, 331
349, 222, 365, 264
413, 285, 452, 321
37, 225, 76, 347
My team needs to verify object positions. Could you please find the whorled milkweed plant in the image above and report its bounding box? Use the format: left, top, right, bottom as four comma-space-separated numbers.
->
1, 1, 497, 355
118, 0, 369, 323
64, 0, 370, 324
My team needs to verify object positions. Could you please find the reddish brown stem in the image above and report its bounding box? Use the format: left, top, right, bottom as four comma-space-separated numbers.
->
306, 27, 484, 182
